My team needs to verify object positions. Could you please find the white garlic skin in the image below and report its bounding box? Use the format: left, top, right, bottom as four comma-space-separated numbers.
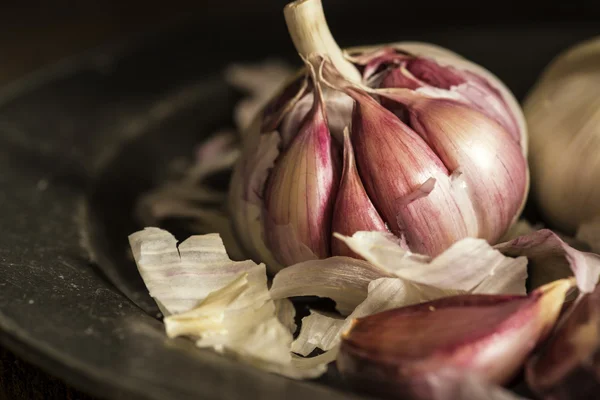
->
525, 37, 600, 233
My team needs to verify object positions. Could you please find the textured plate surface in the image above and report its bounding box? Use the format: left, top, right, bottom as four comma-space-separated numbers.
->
0, 5, 598, 399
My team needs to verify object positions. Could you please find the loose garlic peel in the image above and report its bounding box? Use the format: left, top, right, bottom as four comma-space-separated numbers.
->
525, 36, 600, 235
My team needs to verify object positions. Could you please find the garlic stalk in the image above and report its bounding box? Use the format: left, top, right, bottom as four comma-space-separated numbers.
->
524, 36, 600, 235
229, 0, 529, 273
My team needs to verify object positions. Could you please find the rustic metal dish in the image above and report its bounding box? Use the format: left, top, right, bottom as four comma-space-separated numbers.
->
0, 3, 598, 399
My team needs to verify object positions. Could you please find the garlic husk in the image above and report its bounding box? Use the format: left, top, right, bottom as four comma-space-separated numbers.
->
274, 227, 600, 363
225, 60, 296, 131
269, 255, 391, 315
524, 36, 600, 234
128, 227, 327, 379
228, 129, 283, 270
272, 232, 530, 360
495, 229, 600, 293
336, 279, 575, 400
335, 231, 527, 293
229, 0, 529, 272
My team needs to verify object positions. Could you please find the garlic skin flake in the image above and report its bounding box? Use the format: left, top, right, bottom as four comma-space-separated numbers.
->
524, 36, 600, 234
128, 227, 326, 379
270, 255, 391, 315
129, 227, 260, 315
495, 229, 600, 293
334, 231, 528, 294
280, 233, 529, 359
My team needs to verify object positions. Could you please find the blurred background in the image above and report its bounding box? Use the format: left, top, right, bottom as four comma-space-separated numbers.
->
0, 1, 599, 399
1, 0, 600, 86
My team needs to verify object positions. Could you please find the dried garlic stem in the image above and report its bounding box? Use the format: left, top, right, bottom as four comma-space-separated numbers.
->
284, 0, 361, 82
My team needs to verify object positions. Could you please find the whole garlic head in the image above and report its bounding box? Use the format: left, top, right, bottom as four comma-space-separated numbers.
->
229, 0, 529, 273
525, 36, 600, 234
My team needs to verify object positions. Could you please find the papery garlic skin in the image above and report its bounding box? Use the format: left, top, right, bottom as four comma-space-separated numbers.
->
525, 37, 600, 234
229, 0, 528, 273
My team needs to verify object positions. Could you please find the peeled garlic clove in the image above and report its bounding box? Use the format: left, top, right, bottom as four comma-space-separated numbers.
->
337, 279, 574, 400
263, 78, 339, 266
331, 128, 388, 258
526, 283, 600, 399
347, 88, 475, 256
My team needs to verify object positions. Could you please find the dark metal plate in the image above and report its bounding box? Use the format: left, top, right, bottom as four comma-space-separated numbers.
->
0, 4, 598, 399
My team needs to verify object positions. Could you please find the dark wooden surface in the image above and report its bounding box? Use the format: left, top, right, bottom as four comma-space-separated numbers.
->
0, 347, 97, 400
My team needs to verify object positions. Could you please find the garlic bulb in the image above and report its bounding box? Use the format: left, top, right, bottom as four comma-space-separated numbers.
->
524, 37, 600, 234
229, 0, 529, 273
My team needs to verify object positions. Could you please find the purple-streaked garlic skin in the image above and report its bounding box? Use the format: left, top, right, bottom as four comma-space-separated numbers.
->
376, 52, 522, 144
229, 43, 528, 271
336, 280, 572, 400
263, 87, 339, 266
404, 97, 528, 245
526, 284, 600, 400
347, 88, 475, 256
331, 130, 388, 258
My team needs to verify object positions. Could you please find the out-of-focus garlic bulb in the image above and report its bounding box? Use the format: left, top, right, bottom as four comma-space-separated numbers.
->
525, 37, 600, 234
229, 0, 529, 273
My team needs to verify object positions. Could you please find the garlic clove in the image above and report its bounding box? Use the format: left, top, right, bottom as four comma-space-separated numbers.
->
526, 283, 600, 399
337, 279, 575, 400
453, 70, 522, 145
380, 90, 527, 245
412, 98, 527, 243
331, 128, 388, 258
263, 75, 339, 266
346, 88, 476, 256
